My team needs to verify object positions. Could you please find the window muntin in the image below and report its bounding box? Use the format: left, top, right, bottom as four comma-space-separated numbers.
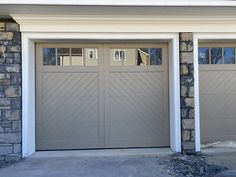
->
43, 47, 98, 66
110, 48, 162, 66
198, 45, 236, 65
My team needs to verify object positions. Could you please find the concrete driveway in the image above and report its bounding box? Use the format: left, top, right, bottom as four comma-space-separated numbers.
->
203, 148, 236, 177
0, 149, 173, 177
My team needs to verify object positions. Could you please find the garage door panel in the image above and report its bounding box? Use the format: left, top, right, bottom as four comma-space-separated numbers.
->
36, 43, 169, 150
108, 69, 168, 147
199, 45, 236, 144
109, 72, 163, 97
200, 70, 236, 94
42, 73, 98, 98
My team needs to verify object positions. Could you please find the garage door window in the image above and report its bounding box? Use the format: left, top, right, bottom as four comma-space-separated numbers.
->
43, 47, 98, 66
199, 45, 235, 64
110, 48, 162, 66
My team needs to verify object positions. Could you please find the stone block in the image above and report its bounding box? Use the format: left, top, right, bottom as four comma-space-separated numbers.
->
0, 133, 21, 143
0, 80, 10, 85
10, 73, 21, 84
0, 90, 5, 97
12, 32, 21, 45
4, 110, 20, 121
188, 86, 194, 97
5, 53, 13, 58
0, 125, 3, 133
180, 33, 193, 41
189, 109, 194, 119
191, 130, 195, 141
180, 42, 188, 52
182, 119, 195, 130
4, 86, 21, 97
181, 109, 188, 119
0, 155, 4, 161
0, 73, 5, 79
13, 144, 21, 153
182, 130, 191, 141
0, 32, 13, 40
5, 154, 21, 162
4, 128, 12, 133
5, 73, 10, 79
0, 145, 13, 155
188, 64, 194, 75
12, 121, 21, 132
181, 85, 188, 97
6, 23, 19, 32
7, 45, 21, 53
6, 58, 13, 63
184, 98, 194, 108
0, 98, 10, 109
182, 141, 195, 150
13, 53, 21, 64
11, 98, 21, 109
5, 64, 20, 73
180, 52, 194, 63
0, 22, 5, 31
181, 64, 188, 75
181, 76, 194, 86
187, 41, 193, 52
0, 65, 5, 72
0, 122, 12, 128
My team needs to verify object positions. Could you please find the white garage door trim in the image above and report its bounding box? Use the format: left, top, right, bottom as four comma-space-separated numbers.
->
193, 33, 236, 152
21, 32, 180, 157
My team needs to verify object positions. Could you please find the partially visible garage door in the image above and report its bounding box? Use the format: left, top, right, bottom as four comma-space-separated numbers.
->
199, 43, 236, 144
36, 42, 169, 150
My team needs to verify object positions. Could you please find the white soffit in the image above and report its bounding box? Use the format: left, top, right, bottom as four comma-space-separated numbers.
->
2, 0, 236, 6
12, 14, 236, 33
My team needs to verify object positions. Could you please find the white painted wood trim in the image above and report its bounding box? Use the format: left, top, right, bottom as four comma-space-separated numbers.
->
193, 35, 200, 152
12, 15, 236, 33
21, 32, 181, 157
22, 34, 36, 157
169, 35, 181, 152
193, 33, 236, 152
2, 0, 236, 6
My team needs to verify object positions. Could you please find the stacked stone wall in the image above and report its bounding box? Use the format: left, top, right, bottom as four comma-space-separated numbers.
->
179, 33, 196, 154
0, 21, 21, 162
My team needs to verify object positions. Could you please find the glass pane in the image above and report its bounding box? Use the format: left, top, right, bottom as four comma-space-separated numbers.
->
211, 48, 223, 64
57, 48, 70, 66
150, 48, 162, 65
110, 48, 162, 66
71, 48, 83, 66
43, 48, 56, 65
110, 49, 127, 66
84, 48, 98, 66
224, 48, 235, 64
198, 48, 209, 64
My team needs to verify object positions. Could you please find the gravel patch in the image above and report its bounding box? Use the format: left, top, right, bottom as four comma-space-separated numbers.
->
165, 153, 227, 177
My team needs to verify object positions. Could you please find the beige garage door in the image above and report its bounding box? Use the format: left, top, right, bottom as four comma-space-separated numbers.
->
199, 43, 236, 144
36, 42, 169, 150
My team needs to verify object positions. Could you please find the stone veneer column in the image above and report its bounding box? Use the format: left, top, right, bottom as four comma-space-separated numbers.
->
0, 21, 22, 162
179, 33, 196, 154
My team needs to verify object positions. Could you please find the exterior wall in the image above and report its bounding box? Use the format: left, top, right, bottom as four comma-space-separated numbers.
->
0, 21, 22, 162
179, 33, 195, 154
